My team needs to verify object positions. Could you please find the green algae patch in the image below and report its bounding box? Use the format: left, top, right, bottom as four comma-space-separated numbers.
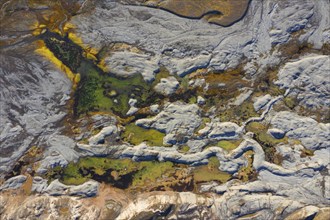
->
152, 66, 171, 86
45, 156, 235, 191
193, 156, 231, 183
121, 123, 165, 146
217, 140, 241, 151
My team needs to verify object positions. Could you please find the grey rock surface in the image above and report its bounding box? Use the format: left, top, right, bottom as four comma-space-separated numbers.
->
254, 94, 272, 112
271, 111, 330, 150
0, 175, 27, 191
70, 0, 329, 79
276, 55, 330, 110
0, 53, 71, 177
102, 50, 159, 81
31, 176, 48, 193
198, 121, 241, 140
46, 179, 99, 197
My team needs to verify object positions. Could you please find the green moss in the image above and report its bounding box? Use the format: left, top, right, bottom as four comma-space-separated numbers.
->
188, 96, 197, 104
152, 66, 171, 86
179, 145, 190, 153
46, 157, 176, 188
246, 122, 287, 164
179, 75, 190, 92
237, 150, 257, 182
132, 161, 173, 186
217, 140, 241, 151
284, 96, 297, 109
246, 122, 267, 133
258, 132, 286, 146
42, 33, 159, 117
219, 101, 259, 124
196, 117, 211, 131
43, 34, 82, 72
121, 123, 165, 146
75, 61, 154, 116
193, 156, 231, 183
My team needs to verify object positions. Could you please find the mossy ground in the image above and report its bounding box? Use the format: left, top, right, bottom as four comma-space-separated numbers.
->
46, 157, 174, 187
237, 150, 258, 182
121, 123, 165, 146
75, 61, 153, 116
193, 156, 231, 183
246, 122, 287, 165
217, 140, 241, 151
40, 32, 158, 118
45, 156, 232, 191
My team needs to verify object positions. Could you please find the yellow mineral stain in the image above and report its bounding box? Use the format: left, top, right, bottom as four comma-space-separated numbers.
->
32, 22, 45, 36
35, 40, 80, 88
97, 58, 110, 73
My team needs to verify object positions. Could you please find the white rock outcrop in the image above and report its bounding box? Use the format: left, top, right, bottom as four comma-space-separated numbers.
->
46, 179, 99, 197
136, 102, 201, 144
153, 76, 179, 96
198, 121, 241, 140
276, 55, 330, 110
271, 111, 330, 150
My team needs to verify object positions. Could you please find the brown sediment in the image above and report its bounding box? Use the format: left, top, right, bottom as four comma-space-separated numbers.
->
138, 0, 251, 26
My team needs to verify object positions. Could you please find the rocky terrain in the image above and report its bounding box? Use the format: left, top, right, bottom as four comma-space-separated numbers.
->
0, 0, 329, 219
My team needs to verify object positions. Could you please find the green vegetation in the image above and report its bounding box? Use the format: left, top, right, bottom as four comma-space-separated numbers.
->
152, 66, 171, 86
219, 101, 259, 124
45, 157, 174, 188
217, 140, 241, 151
121, 123, 165, 146
188, 96, 197, 104
42, 32, 159, 117
43, 34, 82, 72
193, 156, 231, 183
246, 122, 287, 164
132, 161, 173, 186
283, 96, 298, 109
45, 156, 234, 190
75, 61, 153, 116
178, 145, 190, 153
237, 150, 258, 182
